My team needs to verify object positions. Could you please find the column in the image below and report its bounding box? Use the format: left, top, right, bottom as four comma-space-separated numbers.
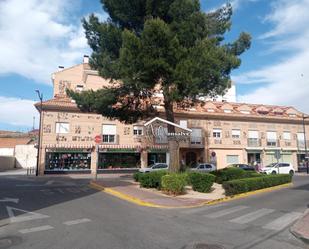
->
91, 146, 98, 175
140, 150, 148, 168
38, 147, 45, 176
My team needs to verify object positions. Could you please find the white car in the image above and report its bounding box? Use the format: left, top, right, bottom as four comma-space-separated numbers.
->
259, 162, 294, 175
139, 163, 168, 173
191, 163, 216, 172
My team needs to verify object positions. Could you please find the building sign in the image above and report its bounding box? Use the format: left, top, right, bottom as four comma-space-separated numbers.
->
144, 117, 192, 142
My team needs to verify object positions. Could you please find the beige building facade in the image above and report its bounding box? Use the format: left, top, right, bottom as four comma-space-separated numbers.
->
35, 57, 309, 175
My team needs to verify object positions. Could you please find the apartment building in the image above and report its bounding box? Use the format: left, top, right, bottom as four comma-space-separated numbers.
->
35, 56, 309, 175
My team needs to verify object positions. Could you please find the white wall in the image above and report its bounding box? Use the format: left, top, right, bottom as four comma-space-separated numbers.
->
0, 148, 14, 156
14, 145, 37, 168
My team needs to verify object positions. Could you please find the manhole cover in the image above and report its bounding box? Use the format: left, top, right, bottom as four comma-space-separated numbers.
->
0, 236, 22, 249
182, 242, 225, 249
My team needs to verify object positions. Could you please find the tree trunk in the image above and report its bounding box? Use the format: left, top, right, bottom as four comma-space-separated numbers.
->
164, 99, 180, 173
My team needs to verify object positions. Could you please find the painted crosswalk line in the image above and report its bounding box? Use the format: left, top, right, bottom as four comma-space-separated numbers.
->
63, 218, 91, 226
205, 205, 249, 218
181, 203, 227, 214
230, 208, 275, 224
262, 212, 302, 231
6, 206, 49, 223
19, 225, 54, 234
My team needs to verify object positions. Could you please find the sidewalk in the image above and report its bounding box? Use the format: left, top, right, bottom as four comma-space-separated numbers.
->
0, 168, 27, 176
90, 178, 211, 208
291, 209, 309, 244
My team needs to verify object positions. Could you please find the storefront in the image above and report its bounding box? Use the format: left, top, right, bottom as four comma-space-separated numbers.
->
98, 148, 141, 169
45, 148, 91, 171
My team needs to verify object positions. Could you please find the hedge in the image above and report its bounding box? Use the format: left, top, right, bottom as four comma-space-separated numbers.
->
222, 174, 292, 196
161, 173, 186, 195
139, 170, 168, 189
210, 168, 253, 183
133, 172, 143, 182
187, 172, 215, 193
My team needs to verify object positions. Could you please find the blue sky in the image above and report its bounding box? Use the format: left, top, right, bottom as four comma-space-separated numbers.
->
1, 0, 309, 132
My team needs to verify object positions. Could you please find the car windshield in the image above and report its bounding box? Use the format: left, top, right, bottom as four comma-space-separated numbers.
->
265, 163, 277, 168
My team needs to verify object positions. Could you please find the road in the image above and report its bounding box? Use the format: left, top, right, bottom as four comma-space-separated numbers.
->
0, 174, 308, 249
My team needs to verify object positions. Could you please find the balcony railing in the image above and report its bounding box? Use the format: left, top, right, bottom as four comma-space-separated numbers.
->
247, 138, 261, 147
266, 139, 280, 147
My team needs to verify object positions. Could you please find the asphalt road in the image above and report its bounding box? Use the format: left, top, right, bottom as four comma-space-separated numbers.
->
0, 174, 308, 249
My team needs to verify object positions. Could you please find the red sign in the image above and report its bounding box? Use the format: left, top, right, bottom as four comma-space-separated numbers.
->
94, 135, 102, 144
211, 151, 216, 157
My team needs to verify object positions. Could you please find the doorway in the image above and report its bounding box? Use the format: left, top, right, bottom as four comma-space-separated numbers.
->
186, 151, 197, 167
247, 152, 261, 165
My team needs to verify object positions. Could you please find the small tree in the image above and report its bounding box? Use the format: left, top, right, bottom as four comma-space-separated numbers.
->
68, 0, 251, 172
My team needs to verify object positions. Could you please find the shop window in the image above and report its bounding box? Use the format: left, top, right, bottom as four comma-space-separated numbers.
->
226, 155, 239, 164
232, 129, 241, 139
45, 152, 91, 170
56, 122, 69, 134
133, 126, 143, 136
213, 128, 221, 138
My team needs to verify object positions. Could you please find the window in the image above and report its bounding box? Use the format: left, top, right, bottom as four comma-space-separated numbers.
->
240, 110, 250, 114
75, 85, 84, 92
213, 128, 221, 138
232, 129, 241, 139
191, 128, 202, 144
56, 122, 69, 134
289, 114, 296, 117
248, 130, 259, 139
102, 124, 116, 143
207, 108, 215, 112
226, 155, 239, 164
283, 132, 291, 140
224, 109, 232, 113
179, 120, 188, 129
279, 163, 290, 167
267, 131, 277, 146
297, 132, 305, 141
133, 126, 143, 136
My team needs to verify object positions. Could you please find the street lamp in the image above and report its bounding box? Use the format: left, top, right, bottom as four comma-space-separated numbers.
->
302, 114, 308, 174
35, 90, 43, 176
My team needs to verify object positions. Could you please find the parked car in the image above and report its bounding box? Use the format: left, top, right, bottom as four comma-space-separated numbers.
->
259, 162, 294, 175
228, 163, 256, 171
139, 163, 168, 173
191, 163, 216, 172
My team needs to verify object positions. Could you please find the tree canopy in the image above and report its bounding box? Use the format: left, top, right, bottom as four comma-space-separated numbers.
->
69, 0, 251, 125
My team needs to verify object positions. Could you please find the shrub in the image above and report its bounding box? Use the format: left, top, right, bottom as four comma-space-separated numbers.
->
188, 172, 215, 193
133, 172, 143, 182
139, 170, 168, 189
210, 168, 252, 183
161, 174, 186, 195
223, 174, 292, 196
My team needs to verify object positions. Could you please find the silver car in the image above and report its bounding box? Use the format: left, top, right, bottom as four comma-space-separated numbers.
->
139, 163, 168, 173
191, 163, 216, 172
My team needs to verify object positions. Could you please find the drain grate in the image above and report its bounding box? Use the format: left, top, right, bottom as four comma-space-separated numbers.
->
182, 242, 225, 249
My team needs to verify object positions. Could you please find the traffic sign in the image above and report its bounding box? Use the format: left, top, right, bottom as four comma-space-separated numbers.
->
94, 135, 102, 144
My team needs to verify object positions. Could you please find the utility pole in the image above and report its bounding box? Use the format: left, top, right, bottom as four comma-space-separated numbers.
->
35, 90, 43, 176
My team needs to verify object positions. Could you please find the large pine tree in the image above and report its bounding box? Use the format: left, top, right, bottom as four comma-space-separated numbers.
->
69, 0, 251, 172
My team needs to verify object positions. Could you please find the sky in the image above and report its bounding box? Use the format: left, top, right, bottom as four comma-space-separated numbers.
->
0, 0, 308, 132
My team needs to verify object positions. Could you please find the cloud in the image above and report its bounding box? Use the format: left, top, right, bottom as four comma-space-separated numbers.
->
230, 0, 260, 11
0, 0, 96, 84
235, 0, 309, 113
0, 96, 38, 127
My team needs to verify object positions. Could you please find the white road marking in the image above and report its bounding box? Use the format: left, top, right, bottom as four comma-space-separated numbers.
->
263, 212, 302, 231
205, 206, 249, 218
63, 218, 91, 226
0, 198, 19, 203
19, 225, 53, 234
181, 203, 227, 214
6, 206, 49, 223
230, 208, 275, 224
45, 180, 54, 185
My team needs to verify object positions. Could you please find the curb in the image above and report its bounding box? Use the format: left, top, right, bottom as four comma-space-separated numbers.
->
89, 181, 292, 209
290, 209, 309, 245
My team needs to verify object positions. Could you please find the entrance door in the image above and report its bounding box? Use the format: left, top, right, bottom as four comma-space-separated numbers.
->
247, 153, 261, 165
186, 152, 197, 167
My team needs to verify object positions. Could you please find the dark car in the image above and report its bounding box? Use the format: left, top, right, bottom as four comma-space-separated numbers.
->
228, 163, 256, 171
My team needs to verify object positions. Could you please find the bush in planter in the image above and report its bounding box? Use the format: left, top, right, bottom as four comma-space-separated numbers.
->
188, 172, 215, 193
133, 172, 143, 182
223, 174, 292, 196
210, 167, 252, 183
161, 174, 186, 195
139, 170, 168, 189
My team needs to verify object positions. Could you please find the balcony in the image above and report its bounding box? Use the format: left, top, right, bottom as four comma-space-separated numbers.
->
247, 138, 261, 147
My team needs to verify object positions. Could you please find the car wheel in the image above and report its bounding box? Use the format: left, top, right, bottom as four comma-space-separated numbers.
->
289, 170, 294, 176
271, 171, 277, 175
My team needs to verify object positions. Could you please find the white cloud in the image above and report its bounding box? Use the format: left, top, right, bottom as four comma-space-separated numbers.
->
230, 0, 260, 11
0, 96, 38, 127
0, 0, 91, 84
235, 0, 309, 113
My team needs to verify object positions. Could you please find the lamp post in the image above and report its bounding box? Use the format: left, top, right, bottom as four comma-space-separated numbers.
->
302, 114, 308, 174
35, 90, 43, 176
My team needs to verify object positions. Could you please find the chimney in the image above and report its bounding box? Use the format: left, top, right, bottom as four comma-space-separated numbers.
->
83, 55, 89, 64
58, 66, 64, 71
